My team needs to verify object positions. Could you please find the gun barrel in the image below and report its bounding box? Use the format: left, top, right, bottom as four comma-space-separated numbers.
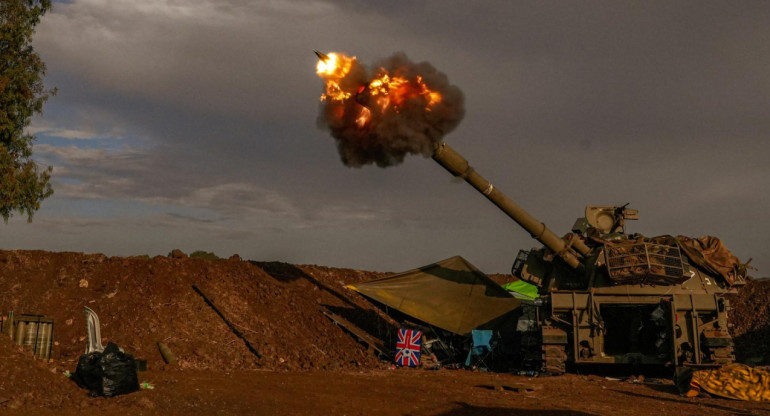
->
432, 141, 589, 269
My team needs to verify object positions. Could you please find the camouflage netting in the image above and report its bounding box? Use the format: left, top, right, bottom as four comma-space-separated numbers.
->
603, 235, 748, 286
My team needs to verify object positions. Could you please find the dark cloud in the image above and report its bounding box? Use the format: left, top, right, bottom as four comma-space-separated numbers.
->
4, 0, 767, 275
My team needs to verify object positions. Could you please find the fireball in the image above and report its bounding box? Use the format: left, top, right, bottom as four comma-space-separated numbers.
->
315, 50, 443, 126
314, 50, 464, 167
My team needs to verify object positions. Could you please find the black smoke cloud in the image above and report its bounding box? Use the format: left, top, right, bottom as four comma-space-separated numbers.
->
317, 52, 465, 167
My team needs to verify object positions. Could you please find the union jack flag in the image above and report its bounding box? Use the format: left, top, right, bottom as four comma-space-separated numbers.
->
395, 328, 422, 367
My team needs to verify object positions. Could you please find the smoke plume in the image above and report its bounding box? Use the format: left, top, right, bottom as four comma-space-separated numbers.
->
316, 52, 464, 167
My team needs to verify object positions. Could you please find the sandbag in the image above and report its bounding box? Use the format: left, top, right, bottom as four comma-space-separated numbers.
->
678, 363, 770, 402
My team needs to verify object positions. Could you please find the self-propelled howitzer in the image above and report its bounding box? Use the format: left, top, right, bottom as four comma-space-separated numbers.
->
431, 141, 747, 374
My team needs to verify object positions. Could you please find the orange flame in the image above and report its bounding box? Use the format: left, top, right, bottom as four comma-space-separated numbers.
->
316, 52, 355, 102
316, 52, 443, 127
356, 107, 371, 127
367, 74, 442, 113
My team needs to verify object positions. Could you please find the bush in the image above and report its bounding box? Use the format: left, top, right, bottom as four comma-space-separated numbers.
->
189, 250, 219, 260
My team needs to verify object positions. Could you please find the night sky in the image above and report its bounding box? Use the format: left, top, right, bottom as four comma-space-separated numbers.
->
4, 1, 768, 276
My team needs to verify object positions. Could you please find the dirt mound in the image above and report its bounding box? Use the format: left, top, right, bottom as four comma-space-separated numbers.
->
1, 249, 766, 377
0, 250, 391, 374
3, 250, 768, 415
727, 278, 770, 365
0, 336, 80, 409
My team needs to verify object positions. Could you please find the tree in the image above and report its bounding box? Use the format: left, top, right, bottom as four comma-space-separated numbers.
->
0, 0, 54, 222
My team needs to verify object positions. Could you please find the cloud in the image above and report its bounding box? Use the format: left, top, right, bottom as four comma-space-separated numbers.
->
33, 143, 390, 232
13, 1, 769, 274
27, 125, 99, 140
38, 1, 340, 121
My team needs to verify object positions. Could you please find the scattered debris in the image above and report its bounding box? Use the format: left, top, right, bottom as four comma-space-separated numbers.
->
157, 342, 177, 365
84, 306, 105, 354
485, 382, 543, 393
322, 309, 389, 359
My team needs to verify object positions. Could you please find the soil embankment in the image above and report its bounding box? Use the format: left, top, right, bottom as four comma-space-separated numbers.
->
0, 250, 767, 414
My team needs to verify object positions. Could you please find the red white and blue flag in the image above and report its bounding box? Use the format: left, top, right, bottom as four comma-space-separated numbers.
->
395, 328, 422, 367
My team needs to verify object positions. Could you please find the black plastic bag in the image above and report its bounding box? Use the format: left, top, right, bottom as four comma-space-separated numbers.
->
73, 351, 105, 396
100, 343, 139, 397
72, 342, 140, 397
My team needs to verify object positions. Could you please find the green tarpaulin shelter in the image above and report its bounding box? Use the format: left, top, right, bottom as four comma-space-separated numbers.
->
347, 256, 521, 335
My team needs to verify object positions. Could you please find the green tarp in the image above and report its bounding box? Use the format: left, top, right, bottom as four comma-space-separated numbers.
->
347, 256, 521, 335
501, 280, 539, 300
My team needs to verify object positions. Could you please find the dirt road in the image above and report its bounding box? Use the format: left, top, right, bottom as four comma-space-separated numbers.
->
4, 368, 770, 416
